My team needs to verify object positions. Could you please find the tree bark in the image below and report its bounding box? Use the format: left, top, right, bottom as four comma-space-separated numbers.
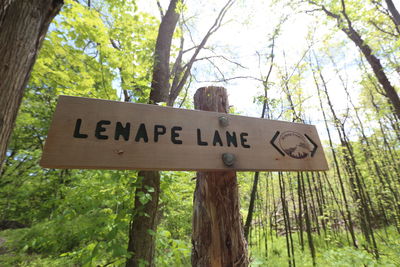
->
167, 0, 235, 106
126, 1, 180, 266
192, 86, 249, 267
149, 0, 179, 103
0, 0, 63, 167
385, 0, 400, 27
310, 54, 358, 247
244, 172, 259, 240
300, 172, 316, 265
278, 173, 295, 267
342, 25, 400, 120
314, 1, 400, 119
243, 31, 276, 240
126, 171, 160, 267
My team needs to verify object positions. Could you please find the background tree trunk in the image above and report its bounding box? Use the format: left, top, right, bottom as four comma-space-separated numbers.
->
191, 86, 249, 267
312, 1, 400, 119
0, 0, 63, 167
244, 172, 260, 240
149, 0, 179, 103
127, 171, 160, 267
385, 0, 400, 27
126, 1, 179, 266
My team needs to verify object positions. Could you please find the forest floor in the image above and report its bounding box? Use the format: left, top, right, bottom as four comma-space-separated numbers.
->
1, 226, 400, 266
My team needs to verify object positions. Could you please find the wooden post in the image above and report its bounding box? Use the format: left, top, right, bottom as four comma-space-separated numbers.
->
191, 86, 249, 267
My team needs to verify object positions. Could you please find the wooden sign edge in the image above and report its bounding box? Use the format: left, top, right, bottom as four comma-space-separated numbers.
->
39, 95, 330, 172
53, 95, 322, 127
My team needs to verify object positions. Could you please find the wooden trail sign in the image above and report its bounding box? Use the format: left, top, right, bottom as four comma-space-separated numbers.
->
40, 95, 328, 171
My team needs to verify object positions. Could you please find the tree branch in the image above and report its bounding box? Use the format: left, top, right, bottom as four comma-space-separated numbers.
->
192, 55, 247, 69
168, 0, 236, 105
196, 75, 263, 83
156, 0, 164, 18
369, 20, 398, 37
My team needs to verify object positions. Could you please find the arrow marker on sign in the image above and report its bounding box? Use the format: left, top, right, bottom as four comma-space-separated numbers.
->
270, 131, 285, 156
304, 133, 318, 157
40, 96, 328, 171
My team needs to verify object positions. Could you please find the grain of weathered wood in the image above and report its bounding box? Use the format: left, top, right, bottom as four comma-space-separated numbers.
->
191, 86, 249, 267
40, 95, 328, 171
0, 0, 63, 167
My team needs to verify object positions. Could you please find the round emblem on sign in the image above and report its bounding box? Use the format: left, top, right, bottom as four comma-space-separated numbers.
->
279, 131, 310, 159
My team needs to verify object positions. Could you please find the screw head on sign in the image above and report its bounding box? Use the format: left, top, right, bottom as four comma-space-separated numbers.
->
222, 153, 235, 167
219, 116, 229, 127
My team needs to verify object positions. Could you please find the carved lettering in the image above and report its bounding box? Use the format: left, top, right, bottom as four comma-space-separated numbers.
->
95, 120, 110, 140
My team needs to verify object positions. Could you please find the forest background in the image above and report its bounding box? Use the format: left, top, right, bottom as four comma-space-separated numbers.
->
0, 0, 400, 266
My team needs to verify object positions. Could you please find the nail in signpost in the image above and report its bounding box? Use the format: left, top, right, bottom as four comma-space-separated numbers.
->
40, 95, 328, 171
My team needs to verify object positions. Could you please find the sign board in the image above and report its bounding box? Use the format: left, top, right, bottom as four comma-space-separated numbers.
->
40, 96, 328, 171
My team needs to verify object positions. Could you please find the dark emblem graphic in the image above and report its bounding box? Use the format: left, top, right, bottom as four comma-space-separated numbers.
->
279, 131, 310, 159
270, 131, 318, 159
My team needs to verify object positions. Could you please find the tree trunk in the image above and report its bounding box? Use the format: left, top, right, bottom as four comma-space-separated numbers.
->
126, 171, 160, 267
314, 2, 400, 119
278, 172, 295, 267
342, 25, 400, 119
191, 86, 249, 267
311, 59, 358, 248
243, 31, 276, 240
318, 66, 379, 257
300, 172, 316, 266
244, 172, 259, 240
0, 0, 63, 167
126, 1, 179, 266
149, 0, 179, 103
385, 0, 400, 27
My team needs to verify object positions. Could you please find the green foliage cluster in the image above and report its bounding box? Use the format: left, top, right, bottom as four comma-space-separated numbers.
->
247, 226, 400, 267
1, 167, 136, 264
